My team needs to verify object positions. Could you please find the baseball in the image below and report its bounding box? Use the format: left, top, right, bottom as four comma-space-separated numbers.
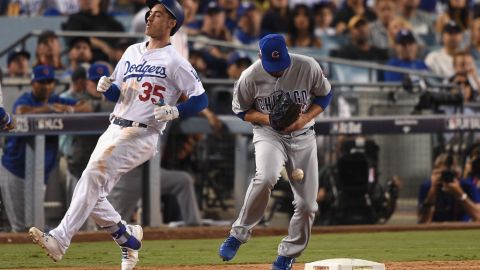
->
292, 168, 304, 181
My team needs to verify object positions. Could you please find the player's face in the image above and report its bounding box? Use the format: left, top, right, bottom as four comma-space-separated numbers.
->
395, 42, 417, 61
32, 80, 56, 100
69, 41, 92, 63
145, 4, 176, 39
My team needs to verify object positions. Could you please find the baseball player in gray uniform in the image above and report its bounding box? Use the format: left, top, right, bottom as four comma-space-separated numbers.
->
219, 34, 332, 270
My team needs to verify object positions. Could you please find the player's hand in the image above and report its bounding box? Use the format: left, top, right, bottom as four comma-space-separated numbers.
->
51, 103, 75, 113
430, 168, 442, 186
154, 104, 179, 122
97, 76, 113, 93
1, 113, 14, 131
283, 114, 309, 132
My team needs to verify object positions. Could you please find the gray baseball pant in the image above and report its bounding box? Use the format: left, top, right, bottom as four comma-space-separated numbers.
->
231, 127, 318, 258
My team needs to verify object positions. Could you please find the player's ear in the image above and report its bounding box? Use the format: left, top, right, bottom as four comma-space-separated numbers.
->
168, 18, 177, 30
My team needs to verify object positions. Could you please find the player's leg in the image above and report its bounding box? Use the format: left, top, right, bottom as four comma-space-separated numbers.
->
47, 125, 158, 250
220, 129, 287, 261
160, 168, 202, 226
0, 164, 26, 232
275, 130, 318, 266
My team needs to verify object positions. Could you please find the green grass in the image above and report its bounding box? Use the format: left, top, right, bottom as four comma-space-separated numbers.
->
1, 230, 480, 268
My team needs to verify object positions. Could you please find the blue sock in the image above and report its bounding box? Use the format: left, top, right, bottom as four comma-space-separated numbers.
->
110, 223, 141, 250
122, 236, 141, 250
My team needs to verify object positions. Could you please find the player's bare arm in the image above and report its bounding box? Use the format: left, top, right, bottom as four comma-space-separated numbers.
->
16, 104, 52, 114
283, 104, 324, 132
244, 108, 270, 125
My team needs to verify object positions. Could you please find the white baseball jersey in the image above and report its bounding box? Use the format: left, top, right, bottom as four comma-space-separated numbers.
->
110, 41, 205, 132
232, 53, 331, 131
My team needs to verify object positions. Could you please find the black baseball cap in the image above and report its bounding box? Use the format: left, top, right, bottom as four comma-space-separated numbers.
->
443, 20, 462, 34
71, 67, 87, 82
7, 48, 31, 65
69, 36, 91, 49
38, 30, 58, 44
206, 1, 222, 14
395, 29, 416, 44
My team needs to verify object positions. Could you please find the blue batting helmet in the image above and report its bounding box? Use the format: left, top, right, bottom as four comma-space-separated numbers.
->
146, 0, 185, 36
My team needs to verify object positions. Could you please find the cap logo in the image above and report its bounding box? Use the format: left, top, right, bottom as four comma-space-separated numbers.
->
43, 68, 49, 75
272, 51, 280, 59
96, 67, 104, 75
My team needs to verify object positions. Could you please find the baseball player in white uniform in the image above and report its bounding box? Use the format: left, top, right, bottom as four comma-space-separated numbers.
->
29, 1, 208, 269
219, 34, 332, 270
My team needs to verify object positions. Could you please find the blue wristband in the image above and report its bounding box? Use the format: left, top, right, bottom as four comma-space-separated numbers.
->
104, 84, 121, 102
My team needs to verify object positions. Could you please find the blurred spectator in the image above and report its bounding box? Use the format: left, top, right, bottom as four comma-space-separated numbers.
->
332, 0, 376, 34
330, 15, 388, 61
109, 166, 203, 227
7, 49, 30, 78
470, 18, 480, 61
418, 0, 438, 12
435, 0, 471, 34
4, 0, 72, 16
261, 0, 290, 36
130, 6, 150, 34
463, 143, 480, 193
286, 4, 322, 48
369, 0, 396, 50
64, 37, 93, 78
386, 16, 417, 51
218, 0, 240, 32
200, 1, 232, 41
384, 29, 429, 82
313, 2, 336, 37
182, 0, 202, 35
233, 2, 261, 46
62, 0, 125, 62
425, 21, 464, 77
59, 67, 89, 164
449, 51, 480, 102
226, 51, 252, 79
62, 63, 115, 181
111, 39, 134, 65
0, 65, 89, 232
397, 0, 435, 36
418, 153, 480, 223
35, 30, 64, 70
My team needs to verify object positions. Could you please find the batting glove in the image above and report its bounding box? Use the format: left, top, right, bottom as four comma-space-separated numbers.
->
154, 105, 179, 121
97, 76, 113, 93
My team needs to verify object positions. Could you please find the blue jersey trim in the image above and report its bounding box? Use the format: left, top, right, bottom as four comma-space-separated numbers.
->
177, 92, 208, 118
313, 91, 333, 110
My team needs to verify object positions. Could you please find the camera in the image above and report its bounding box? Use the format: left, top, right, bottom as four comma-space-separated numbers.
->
441, 154, 456, 183
441, 170, 456, 183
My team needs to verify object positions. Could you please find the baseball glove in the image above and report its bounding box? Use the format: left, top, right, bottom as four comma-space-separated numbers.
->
269, 92, 301, 131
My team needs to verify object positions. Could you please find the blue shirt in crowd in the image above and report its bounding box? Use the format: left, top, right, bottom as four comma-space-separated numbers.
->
2, 92, 76, 182
383, 58, 429, 82
418, 179, 480, 222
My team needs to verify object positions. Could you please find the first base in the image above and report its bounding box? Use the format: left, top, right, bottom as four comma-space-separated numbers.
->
304, 258, 385, 270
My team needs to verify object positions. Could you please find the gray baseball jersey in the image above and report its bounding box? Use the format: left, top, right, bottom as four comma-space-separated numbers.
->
230, 53, 331, 258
